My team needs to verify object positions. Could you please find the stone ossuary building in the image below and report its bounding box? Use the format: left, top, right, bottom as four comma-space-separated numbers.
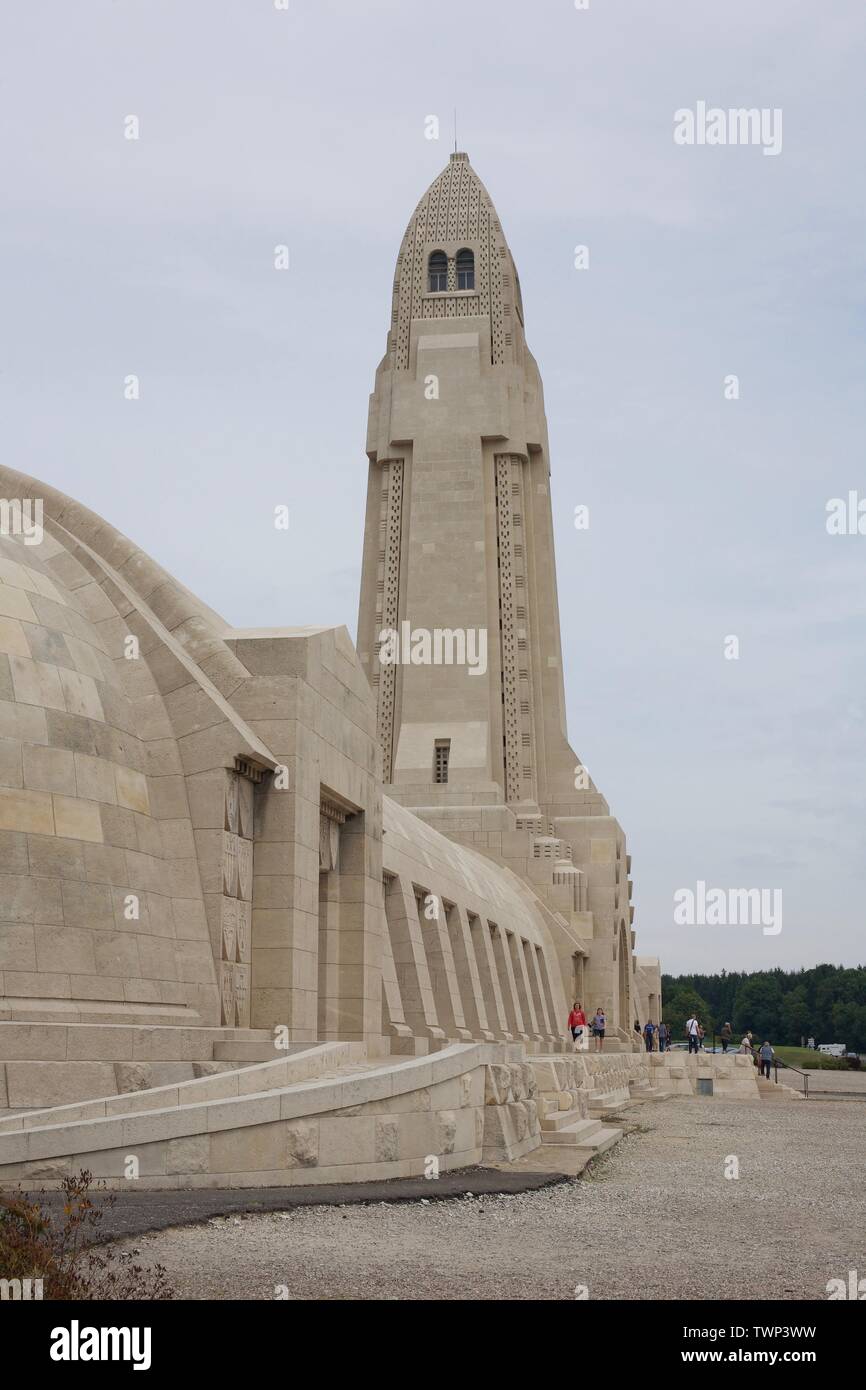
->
0, 155, 661, 1188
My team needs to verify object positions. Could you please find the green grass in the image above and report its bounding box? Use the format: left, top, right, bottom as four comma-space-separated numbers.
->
773, 1045, 850, 1071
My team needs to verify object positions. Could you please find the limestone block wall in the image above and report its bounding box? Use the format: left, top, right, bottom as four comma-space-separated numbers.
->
481, 1057, 541, 1161
634, 956, 662, 1028
580, 1052, 653, 1100
0, 1042, 539, 1190
0, 470, 390, 1055
0, 467, 650, 1073
222, 625, 384, 1045
0, 1021, 271, 1113
532, 1055, 591, 1118
532, 1052, 654, 1112
649, 1052, 761, 1099
0, 1040, 366, 1139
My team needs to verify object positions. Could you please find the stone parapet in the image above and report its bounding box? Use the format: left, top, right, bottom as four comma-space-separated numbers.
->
648, 1051, 761, 1099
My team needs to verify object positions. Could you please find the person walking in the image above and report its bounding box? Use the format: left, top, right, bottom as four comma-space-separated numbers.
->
759, 1040, 774, 1079
643, 1019, 655, 1053
685, 1013, 701, 1054
592, 1006, 606, 1052
720, 1021, 733, 1053
739, 1032, 753, 1057
657, 1020, 668, 1053
567, 1001, 587, 1050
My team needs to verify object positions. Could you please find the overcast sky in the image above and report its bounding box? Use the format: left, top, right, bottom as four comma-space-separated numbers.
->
2, 0, 864, 976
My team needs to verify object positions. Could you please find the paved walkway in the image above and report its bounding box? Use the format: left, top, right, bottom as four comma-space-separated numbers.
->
15, 1169, 563, 1242
108, 1092, 866, 1299
787, 1068, 866, 1096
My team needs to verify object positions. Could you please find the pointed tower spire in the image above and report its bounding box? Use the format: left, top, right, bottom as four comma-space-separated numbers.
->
358, 156, 606, 821
357, 155, 637, 1038
384, 152, 526, 375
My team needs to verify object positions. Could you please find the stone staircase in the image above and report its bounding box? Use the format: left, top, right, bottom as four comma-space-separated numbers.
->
757, 1074, 802, 1101
586, 1092, 627, 1118
539, 1107, 622, 1156
628, 1075, 672, 1103
532, 1054, 626, 1158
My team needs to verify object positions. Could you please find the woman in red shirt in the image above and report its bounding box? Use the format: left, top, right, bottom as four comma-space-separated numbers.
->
567, 1002, 587, 1050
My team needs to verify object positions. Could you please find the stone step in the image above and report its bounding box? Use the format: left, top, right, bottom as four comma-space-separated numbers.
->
587, 1094, 623, 1116
627, 1085, 672, 1103
542, 1121, 622, 1155
757, 1078, 795, 1100
540, 1118, 605, 1146
540, 1106, 588, 1132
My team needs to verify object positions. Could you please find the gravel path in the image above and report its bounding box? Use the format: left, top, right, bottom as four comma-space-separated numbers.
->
115, 1095, 866, 1300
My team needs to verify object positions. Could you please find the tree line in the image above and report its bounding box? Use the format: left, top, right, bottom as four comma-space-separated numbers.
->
660, 964, 866, 1050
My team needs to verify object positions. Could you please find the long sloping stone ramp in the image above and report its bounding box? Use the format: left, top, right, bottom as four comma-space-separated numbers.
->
0, 1042, 548, 1189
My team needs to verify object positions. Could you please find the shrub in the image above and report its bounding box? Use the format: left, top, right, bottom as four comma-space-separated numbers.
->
0, 1170, 173, 1300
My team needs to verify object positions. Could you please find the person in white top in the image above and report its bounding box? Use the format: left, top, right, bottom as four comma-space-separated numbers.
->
685, 1015, 701, 1055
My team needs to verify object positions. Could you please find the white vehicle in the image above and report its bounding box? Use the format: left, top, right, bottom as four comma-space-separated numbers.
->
818, 1043, 846, 1058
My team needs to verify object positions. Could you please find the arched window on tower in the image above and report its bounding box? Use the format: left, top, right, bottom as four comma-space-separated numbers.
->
428, 251, 447, 292
456, 248, 475, 290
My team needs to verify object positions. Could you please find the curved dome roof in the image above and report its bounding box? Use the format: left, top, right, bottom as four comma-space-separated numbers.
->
0, 469, 223, 1026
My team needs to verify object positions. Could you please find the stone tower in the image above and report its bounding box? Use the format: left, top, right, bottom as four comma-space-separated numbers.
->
358, 153, 644, 1040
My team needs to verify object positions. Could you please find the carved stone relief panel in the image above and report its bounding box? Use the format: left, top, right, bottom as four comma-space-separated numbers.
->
237, 837, 253, 902
221, 896, 238, 963
220, 766, 256, 1026
234, 964, 250, 1028
236, 901, 251, 964
221, 964, 236, 1028
225, 770, 240, 834
222, 832, 239, 897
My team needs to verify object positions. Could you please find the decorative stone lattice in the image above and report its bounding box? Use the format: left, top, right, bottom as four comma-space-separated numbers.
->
532, 837, 565, 861
220, 769, 254, 1027
390, 154, 516, 370
374, 458, 404, 780
495, 455, 535, 803
420, 293, 480, 321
